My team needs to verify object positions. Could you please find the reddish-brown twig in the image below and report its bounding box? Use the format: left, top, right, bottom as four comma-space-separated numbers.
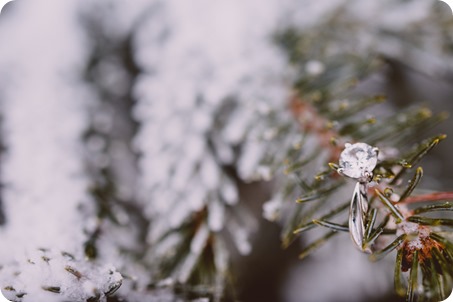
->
397, 192, 453, 205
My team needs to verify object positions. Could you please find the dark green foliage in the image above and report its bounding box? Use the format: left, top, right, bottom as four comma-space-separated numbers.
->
276, 14, 453, 301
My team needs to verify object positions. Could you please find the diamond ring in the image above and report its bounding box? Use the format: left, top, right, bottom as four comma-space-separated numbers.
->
338, 142, 379, 252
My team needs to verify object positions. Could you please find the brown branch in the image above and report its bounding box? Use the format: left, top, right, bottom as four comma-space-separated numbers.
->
396, 192, 453, 205
289, 95, 344, 162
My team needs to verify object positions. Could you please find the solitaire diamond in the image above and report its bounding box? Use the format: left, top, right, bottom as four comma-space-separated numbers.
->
339, 142, 378, 181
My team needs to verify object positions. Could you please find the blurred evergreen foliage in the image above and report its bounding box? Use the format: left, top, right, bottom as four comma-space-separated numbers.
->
1, 1, 453, 302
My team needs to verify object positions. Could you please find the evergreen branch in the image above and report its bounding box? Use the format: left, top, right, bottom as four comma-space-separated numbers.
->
369, 234, 406, 262
375, 189, 405, 222
364, 208, 378, 239
413, 202, 453, 214
296, 182, 343, 203
407, 250, 419, 302
430, 233, 453, 253
293, 201, 349, 234
399, 167, 423, 202
390, 134, 446, 185
400, 192, 453, 205
298, 231, 339, 260
279, 31, 453, 300
407, 216, 453, 227
364, 215, 391, 248
394, 249, 406, 297
312, 219, 349, 232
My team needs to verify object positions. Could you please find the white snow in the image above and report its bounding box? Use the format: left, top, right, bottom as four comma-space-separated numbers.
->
0, 0, 448, 301
0, 250, 122, 302
0, 1, 124, 301
133, 0, 293, 265
0, 0, 89, 262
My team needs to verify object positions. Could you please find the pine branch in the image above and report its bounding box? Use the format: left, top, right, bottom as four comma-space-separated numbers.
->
271, 3, 453, 301
1, 250, 122, 302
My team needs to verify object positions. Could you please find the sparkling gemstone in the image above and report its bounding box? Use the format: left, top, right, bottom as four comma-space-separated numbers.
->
339, 142, 378, 180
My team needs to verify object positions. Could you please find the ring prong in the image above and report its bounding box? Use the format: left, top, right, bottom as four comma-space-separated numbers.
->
364, 171, 373, 182
345, 143, 352, 148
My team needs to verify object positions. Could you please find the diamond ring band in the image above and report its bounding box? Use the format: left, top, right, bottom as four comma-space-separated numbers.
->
338, 143, 379, 252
